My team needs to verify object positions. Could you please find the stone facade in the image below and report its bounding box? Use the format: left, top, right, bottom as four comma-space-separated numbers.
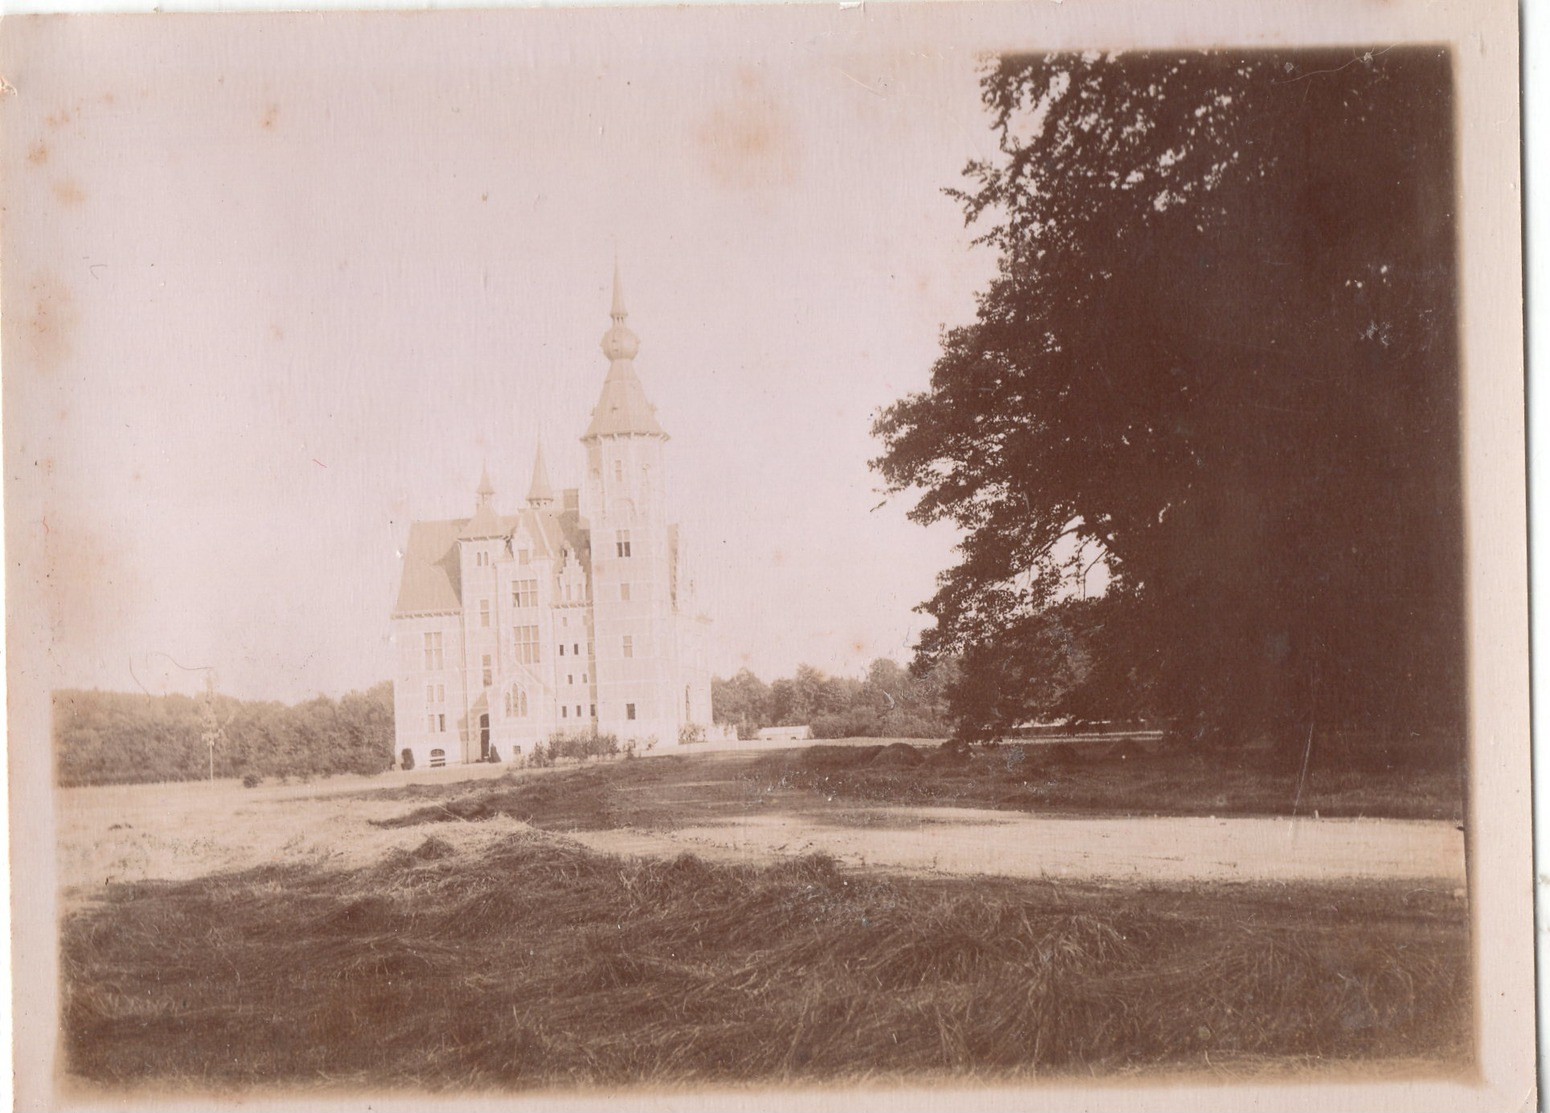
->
390, 270, 712, 768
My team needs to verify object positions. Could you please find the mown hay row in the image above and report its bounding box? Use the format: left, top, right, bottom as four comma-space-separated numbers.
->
62, 831, 1470, 1089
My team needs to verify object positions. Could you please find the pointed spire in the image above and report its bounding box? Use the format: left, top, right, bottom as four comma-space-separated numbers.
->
600, 261, 640, 363
610, 255, 628, 322
461, 461, 504, 539
526, 441, 555, 507
586, 261, 666, 441
476, 462, 495, 509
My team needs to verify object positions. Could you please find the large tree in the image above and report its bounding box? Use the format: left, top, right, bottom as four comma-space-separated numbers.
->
873, 50, 1464, 750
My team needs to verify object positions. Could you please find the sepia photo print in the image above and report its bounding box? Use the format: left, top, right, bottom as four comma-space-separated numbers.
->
3, 1, 1532, 1108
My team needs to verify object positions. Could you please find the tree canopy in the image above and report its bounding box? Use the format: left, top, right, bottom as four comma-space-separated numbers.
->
712, 659, 953, 740
873, 49, 1464, 749
54, 682, 396, 786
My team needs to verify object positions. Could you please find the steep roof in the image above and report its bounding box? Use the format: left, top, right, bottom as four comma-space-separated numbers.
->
394, 520, 467, 616
460, 501, 506, 540
396, 505, 594, 618
583, 361, 667, 439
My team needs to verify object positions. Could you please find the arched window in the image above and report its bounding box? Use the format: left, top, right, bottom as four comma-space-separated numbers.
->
505, 684, 529, 719
429, 748, 446, 768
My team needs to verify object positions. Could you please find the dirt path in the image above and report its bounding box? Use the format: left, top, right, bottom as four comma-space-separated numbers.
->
56, 758, 1467, 897
572, 807, 1466, 885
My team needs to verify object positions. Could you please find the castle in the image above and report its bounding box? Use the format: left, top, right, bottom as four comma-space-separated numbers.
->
389, 269, 713, 768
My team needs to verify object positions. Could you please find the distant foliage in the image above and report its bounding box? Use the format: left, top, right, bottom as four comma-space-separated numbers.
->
540, 729, 621, 765
712, 658, 953, 740
54, 682, 395, 787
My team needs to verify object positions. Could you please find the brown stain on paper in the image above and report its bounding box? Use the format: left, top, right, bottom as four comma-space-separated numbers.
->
40, 514, 140, 661
695, 67, 800, 191
52, 178, 86, 206
22, 276, 79, 376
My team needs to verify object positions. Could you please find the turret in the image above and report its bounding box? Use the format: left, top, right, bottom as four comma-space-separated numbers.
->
526, 441, 555, 508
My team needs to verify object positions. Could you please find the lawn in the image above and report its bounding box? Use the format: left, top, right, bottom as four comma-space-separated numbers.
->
361, 736, 1465, 831
62, 830, 1470, 1090
753, 739, 1465, 823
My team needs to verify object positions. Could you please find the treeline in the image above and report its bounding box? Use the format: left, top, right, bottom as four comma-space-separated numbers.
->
712, 659, 953, 740
54, 683, 395, 787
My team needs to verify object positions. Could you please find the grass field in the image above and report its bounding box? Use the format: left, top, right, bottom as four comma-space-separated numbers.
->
57, 740, 1472, 1093
363, 737, 1464, 831
62, 830, 1469, 1090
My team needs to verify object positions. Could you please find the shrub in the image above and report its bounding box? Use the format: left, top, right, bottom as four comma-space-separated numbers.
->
241, 773, 262, 789
678, 722, 707, 746
544, 729, 620, 764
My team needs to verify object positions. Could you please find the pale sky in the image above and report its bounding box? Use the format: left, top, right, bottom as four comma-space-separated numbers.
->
6, 10, 1005, 701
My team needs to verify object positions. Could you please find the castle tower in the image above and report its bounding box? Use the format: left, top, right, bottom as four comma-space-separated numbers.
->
583, 265, 682, 744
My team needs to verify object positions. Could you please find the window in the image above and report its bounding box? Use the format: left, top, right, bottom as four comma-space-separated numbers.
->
564, 583, 572, 602
438, 714, 446, 732
512, 579, 537, 608
426, 714, 436, 733
620, 583, 631, 601
613, 460, 624, 482
590, 704, 596, 718
576, 705, 582, 718
426, 684, 445, 705
505, 685, 528, 718
518, 548, 531, 565
423, 631, 443, 670
514, 625, 539, 664
574, 643, 580, 656
581, 673, 588, 684
559, 643, 566, 657
429, 748, 446, 768
482, 654, 493, 688
437, 685, 444, 703
475, 550, 489, 568
480, 599, 491, 628
623, 635, 633, 659
425, 683, 434, 704
616, 530, 632, 558
562, 705, 569, 719
567, 674, 574, 686
626, 703, 637, 721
